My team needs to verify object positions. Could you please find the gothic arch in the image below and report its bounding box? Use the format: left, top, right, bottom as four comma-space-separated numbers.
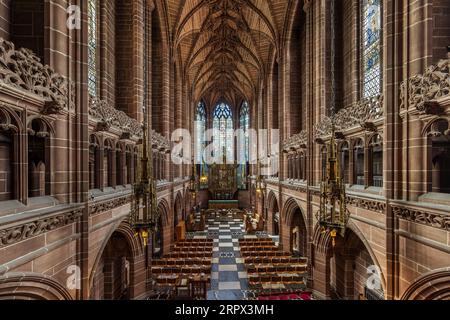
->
0, 273, 73, 300
89, 219, 144, 294
282, 197, 307, 225
157, 198, 171, 226
266, 191, 280, 235
312, 220, 386, 298
26, 115, 56, 137
0, 105, 23, 133
174, 191, 183, 231
401, 267, 450, 300
282, 197, 308, 255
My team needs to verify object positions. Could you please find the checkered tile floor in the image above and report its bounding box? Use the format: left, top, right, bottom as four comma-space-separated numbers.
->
187, 212, 281, 300
193, 213, 247, 300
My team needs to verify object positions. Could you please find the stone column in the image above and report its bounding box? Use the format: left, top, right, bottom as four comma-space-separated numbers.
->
304, 0, 315, 289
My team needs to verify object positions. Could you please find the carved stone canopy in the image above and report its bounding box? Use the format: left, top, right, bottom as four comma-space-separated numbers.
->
88, 97, 170, 152
0, 38, 73, 114
401, 55, 450, 114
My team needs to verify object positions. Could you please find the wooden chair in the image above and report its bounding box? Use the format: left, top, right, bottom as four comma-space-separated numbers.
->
190, 279, 207, 300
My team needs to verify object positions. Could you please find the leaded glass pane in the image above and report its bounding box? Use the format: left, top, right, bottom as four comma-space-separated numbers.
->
362, 0, 381, 98
88, 0, 98, 97
195, 101, 208, 188
213, 103, 234, 162
238, 102, 249, 189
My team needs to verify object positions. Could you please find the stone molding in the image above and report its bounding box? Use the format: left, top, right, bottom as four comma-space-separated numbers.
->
89, 194, 133, 216
0, 38, 73, 114
0, 208, 82, 248
392, 203, 450, 231
346, 195, 386, 213
401, 54, 450, 114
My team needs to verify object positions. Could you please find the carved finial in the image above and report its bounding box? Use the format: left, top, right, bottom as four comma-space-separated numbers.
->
148, 0, 155, 12
303, 0, 312, 12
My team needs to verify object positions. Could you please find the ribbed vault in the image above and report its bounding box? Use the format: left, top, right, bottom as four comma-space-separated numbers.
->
165, 0, 289, 106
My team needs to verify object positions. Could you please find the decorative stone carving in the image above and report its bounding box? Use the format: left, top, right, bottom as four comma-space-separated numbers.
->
89, 195, 133, 216
346, 196, 386, 213
393, 205, 450, 231
0, 38, 72, 114
0, 209, 82, 248
282, 96, 384, 150
89, 97, 170, 151
283, 130, 308, 152
401, 54, 450, 114
314, 95, 384, 139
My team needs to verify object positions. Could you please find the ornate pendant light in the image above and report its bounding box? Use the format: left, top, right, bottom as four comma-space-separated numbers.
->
129, 0, 158, 252
315, 0, 350, 247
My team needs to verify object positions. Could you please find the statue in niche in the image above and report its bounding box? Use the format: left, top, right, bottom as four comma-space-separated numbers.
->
292, 226, 299, 252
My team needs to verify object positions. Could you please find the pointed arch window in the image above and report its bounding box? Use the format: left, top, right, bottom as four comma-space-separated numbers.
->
238, 101, 250, 189
362, 0, 382, 98
195, 101, 207, 188
88, 0, 98, 97
213, 103, 234, 161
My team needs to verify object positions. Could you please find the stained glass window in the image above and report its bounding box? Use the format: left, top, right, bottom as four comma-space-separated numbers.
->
362, 0, 382, 98
195, 101, 207, 187
88, 0, 98, 97
213, 103, 234, 162
238, 102, 250, 189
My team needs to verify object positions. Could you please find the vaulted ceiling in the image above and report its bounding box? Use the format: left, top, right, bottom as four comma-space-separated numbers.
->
165, 0, 291, 107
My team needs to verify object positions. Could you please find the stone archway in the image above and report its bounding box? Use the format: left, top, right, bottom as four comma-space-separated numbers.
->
89, 222, 145, 300
401, 267, 450, 300
312, 223, 385, 300
174, 192, 183, 240
266, 191, 279, 235
0, 273, 73, 300
155, 199, 171, 256
283, 199, 307, 257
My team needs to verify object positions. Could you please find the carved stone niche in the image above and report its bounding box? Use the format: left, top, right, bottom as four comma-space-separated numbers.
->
96, 121, 111, 132
120, 132, 131, 140
360, 121, 377, 132
315, 138, 325, 145
423, 101, 445, 115
334, 131, 345, 140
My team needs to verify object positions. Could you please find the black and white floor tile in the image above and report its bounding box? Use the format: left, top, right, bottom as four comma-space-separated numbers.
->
203, 212, 248, 300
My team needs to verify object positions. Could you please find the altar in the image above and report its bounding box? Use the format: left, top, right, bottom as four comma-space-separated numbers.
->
208, 200, 239, 209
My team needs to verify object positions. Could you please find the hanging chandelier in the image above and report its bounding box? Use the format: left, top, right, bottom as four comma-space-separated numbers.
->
129, 104, 158, 248
316, 126, 350, 247
189, 160, 198, 199
255, 160, 265, 196
315, 0, 349, 247
129, 0, 158, 250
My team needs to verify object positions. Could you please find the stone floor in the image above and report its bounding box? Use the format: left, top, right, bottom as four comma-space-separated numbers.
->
191, 212, 278, 300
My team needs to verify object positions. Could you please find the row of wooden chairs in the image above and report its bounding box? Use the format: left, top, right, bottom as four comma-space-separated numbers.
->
154, 274, 211, 286
172, 243, 213, 250
239, 242, 275, 247
164, 252, 212, 259
151, 266, 210, 275
239, 238, 273, 243
240, 246, 279, 252
171, 246, 212, 252
241, 251, 291, 257
247, 264, 308, 274
152, 259, 211, 267
248, 274, 305, 286
244, 257, 308, 264
176, 239, 213, 243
